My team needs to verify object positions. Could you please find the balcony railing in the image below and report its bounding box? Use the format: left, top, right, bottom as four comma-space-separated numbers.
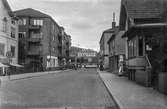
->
126, 56, 147, 70
28, 38, 42, 43
29, 25, 41, 30
27, 50, 42, 56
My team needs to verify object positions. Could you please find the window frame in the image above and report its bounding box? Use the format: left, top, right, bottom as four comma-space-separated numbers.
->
0, 43, 5, 56
11, 45, 16, 57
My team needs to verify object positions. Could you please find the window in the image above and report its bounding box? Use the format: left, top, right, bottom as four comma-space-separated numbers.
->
139, 36, 144, 56
0, 43, 5, 56
30, 32, 42, 38
3, 17, 8, 32
53, 47, 56, 52
33, 19, 43, 26
19, 32, 26, 38
53, 35, 56, 41
128, 38, 137, 58
11, 46, 15, 57
11, 27, 16, 38
52, 24, 55, 31
11, 19, 16, 25
18, 18, 26, 25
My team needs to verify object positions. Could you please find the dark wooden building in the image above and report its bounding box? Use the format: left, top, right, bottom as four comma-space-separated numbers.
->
120, 0, 167, 94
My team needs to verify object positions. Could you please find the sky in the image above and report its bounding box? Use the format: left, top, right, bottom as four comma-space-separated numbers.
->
7, 0, 121, 51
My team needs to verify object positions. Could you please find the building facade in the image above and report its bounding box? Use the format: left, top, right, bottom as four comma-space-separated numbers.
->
58, 27, 71, 66
99, 28, 115, 69
77, 50, 97, 65
14, 8, 62, 72
69, 46, 97, 65
108, 28, 126, 74
0, 0, 19, 75
120, 0, 167, 94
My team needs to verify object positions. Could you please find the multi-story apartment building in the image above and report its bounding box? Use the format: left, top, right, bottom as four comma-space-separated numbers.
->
0, 0, 19, 75
14, 8, 62, 72
57, 27, 71, 66
63, 33, 71, 60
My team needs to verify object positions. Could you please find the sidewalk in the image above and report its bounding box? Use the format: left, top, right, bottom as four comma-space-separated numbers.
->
0, 69, 70, 82
98, 70, 167, 109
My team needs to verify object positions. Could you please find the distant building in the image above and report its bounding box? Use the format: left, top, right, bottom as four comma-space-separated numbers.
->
77, 52, 96, 57
0, 0, 19, 75
62, 32, 71, 63
99, 13, 116, 69
58, 27, 71, 66
70, 46, 97, 64
108, 27, 126, 74
14, 8, 62, 72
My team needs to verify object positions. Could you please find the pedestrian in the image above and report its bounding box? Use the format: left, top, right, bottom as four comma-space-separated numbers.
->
100, 63, 103, 71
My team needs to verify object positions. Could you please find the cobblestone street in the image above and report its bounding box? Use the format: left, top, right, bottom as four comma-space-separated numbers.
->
0, 69, 119, 109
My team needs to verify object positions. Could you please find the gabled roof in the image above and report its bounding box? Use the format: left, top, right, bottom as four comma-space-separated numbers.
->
99, 27, 119, 44
107, 27, 119, 44
103, 28, 115, 33
99, 28, 115, 44
14, 8, 51, 18
2, 0, 12, 16
122, 0, 165, 19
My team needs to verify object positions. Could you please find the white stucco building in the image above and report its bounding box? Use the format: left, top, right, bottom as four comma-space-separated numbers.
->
0, 0, 19, 75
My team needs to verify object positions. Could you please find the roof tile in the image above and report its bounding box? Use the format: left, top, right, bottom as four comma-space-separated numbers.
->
123, 0, 165, 19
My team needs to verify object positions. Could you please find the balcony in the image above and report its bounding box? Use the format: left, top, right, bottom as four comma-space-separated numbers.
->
29, 25, 41, 30
126, 56, 147, 70
27, 50, 42, 56
28, 38, 42, 43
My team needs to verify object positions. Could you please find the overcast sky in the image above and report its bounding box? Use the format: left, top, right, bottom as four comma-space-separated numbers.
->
7, 0, 121, 51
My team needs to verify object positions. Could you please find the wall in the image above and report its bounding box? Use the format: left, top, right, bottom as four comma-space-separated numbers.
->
0, 0, 18, 64
104, 32, 112, 55
42, 18, 60, 68
115, 31, 126, 55
103, 32, 113, 68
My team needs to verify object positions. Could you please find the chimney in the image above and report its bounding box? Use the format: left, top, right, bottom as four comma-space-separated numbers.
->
112, 12, 116, 29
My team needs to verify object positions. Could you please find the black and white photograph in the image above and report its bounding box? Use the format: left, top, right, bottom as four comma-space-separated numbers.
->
0, 0, 167, 109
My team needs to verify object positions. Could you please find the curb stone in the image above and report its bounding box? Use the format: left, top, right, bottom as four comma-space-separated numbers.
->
97, 70, 124, 109
0, 69, 72, 82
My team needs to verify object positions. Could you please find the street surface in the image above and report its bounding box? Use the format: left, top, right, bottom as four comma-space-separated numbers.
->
0, 69, 119, 109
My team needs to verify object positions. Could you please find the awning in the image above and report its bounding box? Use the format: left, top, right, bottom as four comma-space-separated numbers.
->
0, 62, 9, 67
10, 63, 24, 67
